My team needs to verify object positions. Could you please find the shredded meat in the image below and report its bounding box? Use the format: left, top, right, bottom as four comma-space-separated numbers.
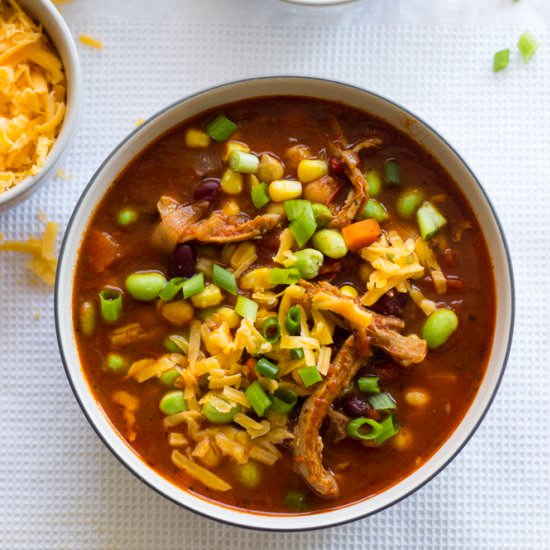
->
181, 211, 281, 244
300, 280, 427, 365
326, 407, 351, 444
87, 229, 121, 273
293, 336, 362, 498
152, 196, 282, 250
152, 196, 209, 252
328, 121, 382, 228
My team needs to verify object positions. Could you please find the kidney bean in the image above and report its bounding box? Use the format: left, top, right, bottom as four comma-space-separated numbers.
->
167, 243, 196, 278
371, 361, 400, 384
194, 178, 221, 204
341, 396, 382, 421
370, 289, 408, 317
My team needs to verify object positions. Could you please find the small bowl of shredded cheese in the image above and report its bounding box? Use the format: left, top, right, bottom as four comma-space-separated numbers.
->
0, 0, 81, 211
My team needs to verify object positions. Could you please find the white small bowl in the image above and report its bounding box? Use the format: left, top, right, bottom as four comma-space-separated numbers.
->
55, 77, 514, 531
0, 0, 82, 212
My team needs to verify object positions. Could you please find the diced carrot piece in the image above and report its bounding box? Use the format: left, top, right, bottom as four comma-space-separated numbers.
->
87, 230, 121, 273
342, 219, 381, 251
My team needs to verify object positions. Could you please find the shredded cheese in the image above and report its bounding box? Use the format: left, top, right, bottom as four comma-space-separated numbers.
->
0, 1, 66, 193
79, 34, 103, 49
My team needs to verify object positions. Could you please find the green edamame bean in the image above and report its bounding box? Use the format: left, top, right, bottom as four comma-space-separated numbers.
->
365, 169, 382, 197
159, 390, 187, 415
159, 368, 180, 387
360, 199, 388, 222
79, 301, 96, 337
422, 308, 458, 349
117, 207, 138, 226
125, 271, 167, 301
106, 352, 128, 372
396, 189, 425, 220
293, 248, 324, 279
311, 203, 332, 227
311, 229, 348, 259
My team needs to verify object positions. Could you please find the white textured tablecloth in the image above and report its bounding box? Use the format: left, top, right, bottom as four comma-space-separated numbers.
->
1, 1, 549, 548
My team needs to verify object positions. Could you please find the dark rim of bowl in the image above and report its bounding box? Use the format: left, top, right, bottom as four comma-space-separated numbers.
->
54, 75, 515, 532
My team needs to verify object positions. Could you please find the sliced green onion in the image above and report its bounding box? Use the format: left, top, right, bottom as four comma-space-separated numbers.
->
98, 289, 122, 323
159, 368, 180, 387
493, 48, 510, 72
235, 295, 258, 320
204, 114, 238, 142
311, 203, 332, 227
360, 199, 388, 222
212, 264, 237, 296
268, 267, 301, 286
159, 277, 185, 301
290, 348, 304, 360
285, 306, 301, 335
271, 388, 298, 414
229, 150, 259, 174
358, 376, 380, 394
255, 357, 280, 379
182, 273, 205, 299
285, 199, 317, 247
159, 390, 187, 415
384, 159, 401, 186
365, 168, 382, 196
346, 415, 399, 444
368, 392, 397, 410
245, 381, 272, 417
117, 207, 138, 226
261, 317, 281, 344
297, 366, 323, 388
517, 31, 539, 62
251, 182, 271, 209
417, 201, 447, 240
203, 400, 239, 423
106, 352, 128, 372
293, 248, 324, 280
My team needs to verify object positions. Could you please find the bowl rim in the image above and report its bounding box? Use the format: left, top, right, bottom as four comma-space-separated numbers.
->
54, 75, 514, 531
0, 0, 82, 211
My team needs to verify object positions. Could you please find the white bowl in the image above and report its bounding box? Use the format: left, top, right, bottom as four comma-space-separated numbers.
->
281, 0, 358, 5
55, 77, 514, 531
0, 0, 82, 212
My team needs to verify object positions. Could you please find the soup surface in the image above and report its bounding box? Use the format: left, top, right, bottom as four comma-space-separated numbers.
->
73, 97, 495, 514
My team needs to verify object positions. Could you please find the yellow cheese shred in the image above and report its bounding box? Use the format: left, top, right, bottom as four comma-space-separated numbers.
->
79, 34, 103, 49
0, 0, 66, 193
0, 217, 58, 285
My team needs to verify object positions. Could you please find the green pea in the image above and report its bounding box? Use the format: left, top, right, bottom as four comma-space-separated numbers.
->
125, 271, 167, 301
283, 490, 307, 510
159, 390, 187, 415
365, 168, 382, 197
311, 203, 332, 227
293, 248, 324, 279
396, 189, 425, 220
203, 401, 239, 424
159, 368, 180, 387
360, 199, 388, 222
79, 301, 96, 337
117, 207, 138, 226
106, 352, 128, 372
311, 229, 348, 259
164, 336, 180, 353
422, 308, 459, 349
234, 461, 262, 488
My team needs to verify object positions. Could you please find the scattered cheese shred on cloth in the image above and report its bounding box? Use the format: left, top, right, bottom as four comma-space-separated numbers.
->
0, 217, 59, 286
79, 34, 103, 49
0, 0, 66, 193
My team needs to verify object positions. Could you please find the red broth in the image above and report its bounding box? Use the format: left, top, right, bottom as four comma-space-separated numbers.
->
73, 97, 495, 513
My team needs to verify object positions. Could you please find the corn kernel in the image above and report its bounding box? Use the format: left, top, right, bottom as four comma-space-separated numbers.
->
258, 153, 284, 183
231, 242, 257, 269
265, 202, 286, 218
404, 387, 430, 407
391, 427, 413, 451
222, 199, 240, 216
191, 284, 223, 308
160, 300, 194, 327
285, 144, 312, 171
221, 168, 243, 195
223, 141, 250, 162
239, 267, 275, 291
185, 128, 211, 148
359, 263, 372, 283
297, 159, 328, 183
268, 179, 302, 202
340, 285, 358, 298
213, 306, 241, 329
